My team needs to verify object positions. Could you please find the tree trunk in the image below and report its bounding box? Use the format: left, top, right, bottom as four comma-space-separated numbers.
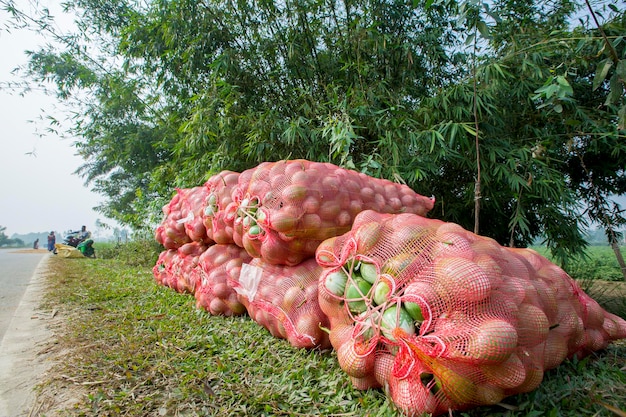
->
610, 238, 626, 281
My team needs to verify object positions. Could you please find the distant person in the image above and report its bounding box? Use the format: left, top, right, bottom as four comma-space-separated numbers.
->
33, 238, 39, 249
63, 225, 92, 247
47, 231, 56, 251
77, 239, 96, 258
78, 225, 91, 241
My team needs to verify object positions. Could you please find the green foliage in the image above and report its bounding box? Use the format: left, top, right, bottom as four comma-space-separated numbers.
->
568, 251, 625, 282
0, 225, 9, 246
3, 0, 626, 261
533, 245, 620, 279
96, 239, 162, 267
537, 245, 625, 282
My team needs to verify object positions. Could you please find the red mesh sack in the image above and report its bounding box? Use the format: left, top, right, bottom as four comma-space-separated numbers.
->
201, 171, 240, 244
180, 186, 214, 244
230, 257, 331, 349
230, 159, 435, 266
154, 188, 193, 249
225, 167, 257, 248
153, 249, 177, 287
154, 241, 210, 294
316, 210, 626, 416
194, 244, 252, 316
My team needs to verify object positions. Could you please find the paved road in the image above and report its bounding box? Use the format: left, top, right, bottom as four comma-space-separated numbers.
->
0, 249, 49, 342
0, 248, 51, 416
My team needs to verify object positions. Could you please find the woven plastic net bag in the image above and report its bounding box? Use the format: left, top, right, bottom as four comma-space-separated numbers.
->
201, 171, 240, 244
193, 244, 251, 316
316, 210, 626, 416
152, 241, 209, 294
228, 159, 434, 265
180, 186, 213, 244
154, 188, 194, 249
230, 257, 332, 349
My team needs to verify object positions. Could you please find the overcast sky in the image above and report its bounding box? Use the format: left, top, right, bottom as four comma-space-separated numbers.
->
0, 1, 115, 237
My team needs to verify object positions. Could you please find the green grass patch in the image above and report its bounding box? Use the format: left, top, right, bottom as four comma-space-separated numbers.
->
94, 239, 163, 267
532, 245, 625, 282
38, 253, 625, 416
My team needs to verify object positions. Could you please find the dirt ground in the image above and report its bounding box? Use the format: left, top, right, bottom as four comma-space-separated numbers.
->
11, 249, 51, 254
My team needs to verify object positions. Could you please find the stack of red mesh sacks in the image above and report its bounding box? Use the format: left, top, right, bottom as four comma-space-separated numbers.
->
153, 241, 209, 294
225, 159, 435, 349
153, 185, 210, 294
228, 160, 434, 266
315, 210, 626, 416
153, 171, 250, 317
152, 160, 435, 350
154, 187, 195, 250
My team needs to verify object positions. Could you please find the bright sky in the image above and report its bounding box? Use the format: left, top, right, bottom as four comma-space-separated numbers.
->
0, 1, 116, 237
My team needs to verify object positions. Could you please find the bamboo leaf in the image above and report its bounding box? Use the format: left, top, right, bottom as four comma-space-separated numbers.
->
461, 123, 477, 137
477, 20, 490, 39
616, 59, 626, 82
605, 73, 623, 106
593, 58, 613, 91
597, 402, 626, 417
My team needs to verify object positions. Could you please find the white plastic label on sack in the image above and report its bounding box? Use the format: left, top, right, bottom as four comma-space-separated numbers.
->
235, 263, 263, 302
176, 211, 194, 224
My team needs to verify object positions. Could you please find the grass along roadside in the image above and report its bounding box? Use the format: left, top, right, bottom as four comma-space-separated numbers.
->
34, 252, 626, 416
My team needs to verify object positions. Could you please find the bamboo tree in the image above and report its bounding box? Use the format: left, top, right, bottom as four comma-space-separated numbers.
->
3, 0, 624, 263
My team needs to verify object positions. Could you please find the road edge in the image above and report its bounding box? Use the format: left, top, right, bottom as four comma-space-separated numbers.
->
0, 254, 54, 417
